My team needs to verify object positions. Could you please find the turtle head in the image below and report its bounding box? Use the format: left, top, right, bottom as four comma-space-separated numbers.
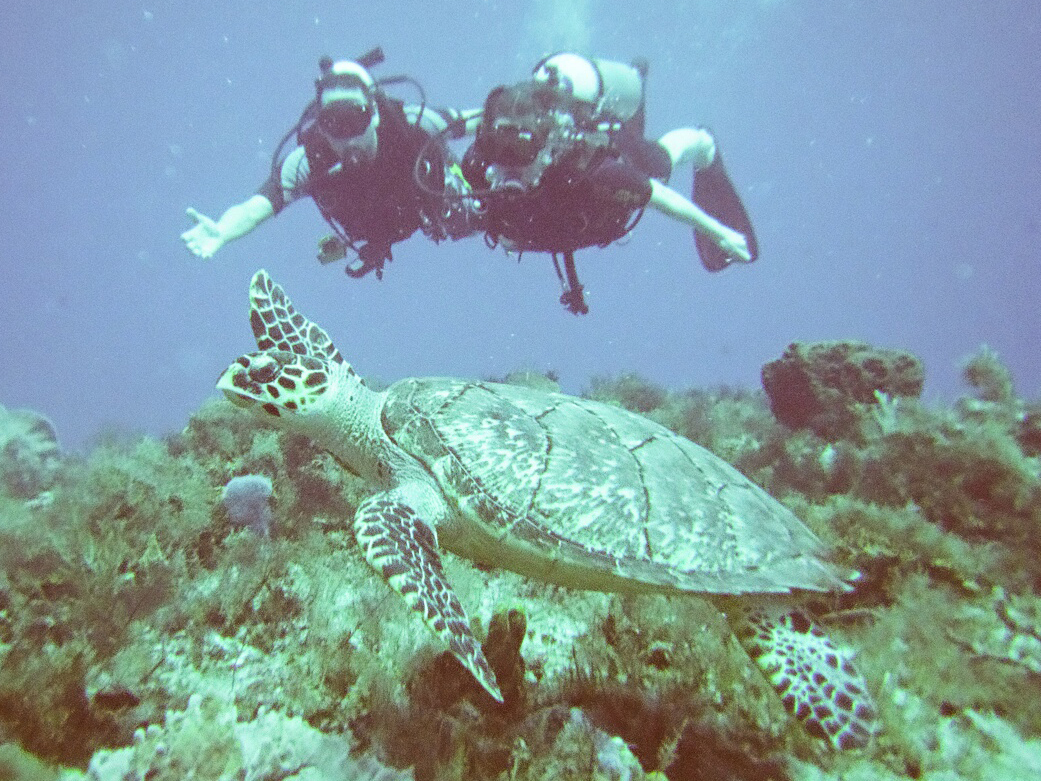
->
218, 350, 335, 420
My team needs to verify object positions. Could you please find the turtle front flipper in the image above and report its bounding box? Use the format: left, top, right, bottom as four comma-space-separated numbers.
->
353, 491, 504, 703
249, 269, 345, 364
737, 606, 877, 750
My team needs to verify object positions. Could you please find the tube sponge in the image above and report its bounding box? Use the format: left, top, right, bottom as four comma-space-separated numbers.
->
220, 474, 274, 536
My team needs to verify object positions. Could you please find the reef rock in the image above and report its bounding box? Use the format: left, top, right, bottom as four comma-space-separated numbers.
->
761, 341, 924, 441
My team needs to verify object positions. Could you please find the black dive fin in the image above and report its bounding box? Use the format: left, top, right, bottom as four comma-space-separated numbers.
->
693, 150, 759, 271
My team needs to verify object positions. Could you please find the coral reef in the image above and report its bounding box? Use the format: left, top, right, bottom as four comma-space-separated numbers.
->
960, 345, 1015, 406
80, 694, 411, 781
761, 341, 924, 442
1, 344, 1039, 780
789, 709, 1041, 781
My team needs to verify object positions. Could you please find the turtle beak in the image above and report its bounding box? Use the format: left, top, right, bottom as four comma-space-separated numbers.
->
217, 356, 287, 419
221, 389, 255, 409
217, 361, 259, 407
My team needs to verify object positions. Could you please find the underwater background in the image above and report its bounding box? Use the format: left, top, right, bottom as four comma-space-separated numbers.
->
1, 0, 1039, 449
2, 1, 1040, 779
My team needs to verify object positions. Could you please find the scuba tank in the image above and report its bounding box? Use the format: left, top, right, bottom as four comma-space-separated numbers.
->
472, 52, 650, 193
531, 53, 646, 128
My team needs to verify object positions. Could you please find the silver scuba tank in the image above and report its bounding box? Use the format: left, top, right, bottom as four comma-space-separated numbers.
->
532, 52, 645, 125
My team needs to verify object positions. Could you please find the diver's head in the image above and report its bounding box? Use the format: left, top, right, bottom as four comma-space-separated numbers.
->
315, 58, 380, 163
476, 83, 559, 167
473, 81, 581, 191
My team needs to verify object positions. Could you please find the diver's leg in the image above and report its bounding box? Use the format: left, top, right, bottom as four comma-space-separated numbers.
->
648, 179, 751, 263
657, 127, 716, 171
656, 128, 758, 268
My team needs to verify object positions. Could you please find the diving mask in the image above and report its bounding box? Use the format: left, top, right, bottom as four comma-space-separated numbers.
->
478, 120, 544, 168
318, 97, 374, 139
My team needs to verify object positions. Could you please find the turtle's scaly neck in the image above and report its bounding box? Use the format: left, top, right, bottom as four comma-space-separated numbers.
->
296, 362, 393, 486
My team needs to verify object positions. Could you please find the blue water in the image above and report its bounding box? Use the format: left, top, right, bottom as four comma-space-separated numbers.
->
2, 0, 1038, 450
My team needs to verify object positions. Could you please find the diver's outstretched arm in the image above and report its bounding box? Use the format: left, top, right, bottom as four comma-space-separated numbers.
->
181, 195, 275, 260
648, 179, 752, 263
407, 106, 484, 137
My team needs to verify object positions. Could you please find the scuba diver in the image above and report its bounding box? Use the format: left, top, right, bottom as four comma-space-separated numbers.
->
181, 48, 480, 279
460, 53, 758, 314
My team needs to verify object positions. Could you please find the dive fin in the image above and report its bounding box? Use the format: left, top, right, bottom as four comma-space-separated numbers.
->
693, 150, 759, 270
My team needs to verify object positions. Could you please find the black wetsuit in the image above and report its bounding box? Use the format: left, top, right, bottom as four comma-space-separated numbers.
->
259, 95, 446, 266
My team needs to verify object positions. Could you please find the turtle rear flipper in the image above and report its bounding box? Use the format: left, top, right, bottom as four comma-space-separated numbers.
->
354, 491, 504, 703
738, 606, 877, 750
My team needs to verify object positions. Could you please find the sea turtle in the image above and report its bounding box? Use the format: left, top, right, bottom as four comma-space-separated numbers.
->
217, 270, 877, 750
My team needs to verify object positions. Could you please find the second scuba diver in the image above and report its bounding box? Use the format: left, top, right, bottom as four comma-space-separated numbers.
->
460, 53, 758, 313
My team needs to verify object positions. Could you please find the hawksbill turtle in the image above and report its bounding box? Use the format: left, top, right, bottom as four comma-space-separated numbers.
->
217, 270, 877, 750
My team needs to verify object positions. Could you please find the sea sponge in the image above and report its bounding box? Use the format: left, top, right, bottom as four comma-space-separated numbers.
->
962, 345, 1016, 406
0, 405, 62, 499
220, 474, 275, 536
761, 341, 924, 442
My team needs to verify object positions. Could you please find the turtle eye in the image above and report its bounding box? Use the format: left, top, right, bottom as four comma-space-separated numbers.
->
249, 354, 279, 384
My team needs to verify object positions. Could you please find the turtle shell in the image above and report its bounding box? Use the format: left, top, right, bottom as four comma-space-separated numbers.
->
380, 377, 848, 597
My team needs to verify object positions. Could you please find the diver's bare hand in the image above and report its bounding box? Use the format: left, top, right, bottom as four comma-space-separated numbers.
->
181, 207, 223, 259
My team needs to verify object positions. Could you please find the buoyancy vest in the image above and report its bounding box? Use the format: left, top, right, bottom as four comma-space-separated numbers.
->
301, 95, 445, 263
462, 81, 658, 254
